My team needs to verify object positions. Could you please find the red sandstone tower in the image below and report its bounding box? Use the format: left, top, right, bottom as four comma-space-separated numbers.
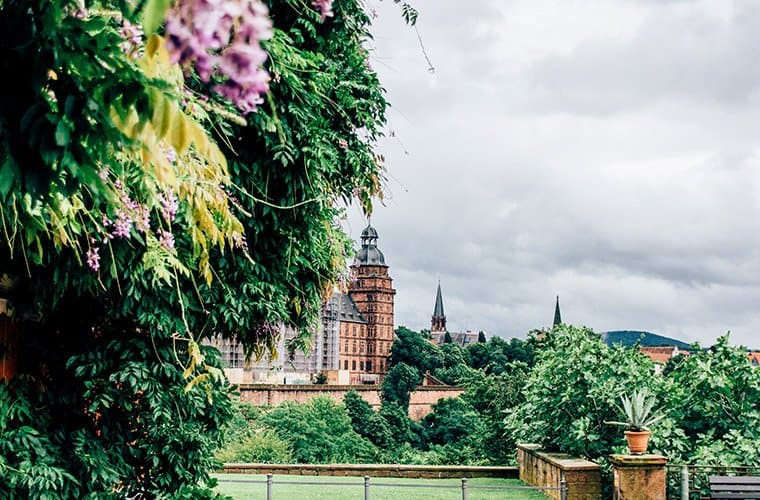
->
344, 224, 396, 383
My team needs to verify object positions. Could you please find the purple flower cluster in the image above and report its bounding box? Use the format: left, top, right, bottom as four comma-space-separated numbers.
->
165, 0, 273, 114
107, 181, 151, 238
119, 19, 144, 59
111, 210, 133, 238
158, 229, 175, 250
159, 190, 179, 222
312, 0, 334, 21
86, 247, 100, 271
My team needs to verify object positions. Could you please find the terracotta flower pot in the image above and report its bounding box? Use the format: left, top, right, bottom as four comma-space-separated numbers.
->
624, 430, 651, 454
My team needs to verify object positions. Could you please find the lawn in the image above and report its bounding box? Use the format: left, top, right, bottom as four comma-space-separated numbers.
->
212, 474, 549, 499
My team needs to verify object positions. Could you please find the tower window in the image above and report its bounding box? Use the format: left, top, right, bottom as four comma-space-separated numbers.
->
352, 360, 356, 370
344, 360, 348, 370
366, 361, 372, 371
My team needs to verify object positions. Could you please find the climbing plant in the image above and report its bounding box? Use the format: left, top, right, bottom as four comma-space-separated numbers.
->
0, 0, 406, 496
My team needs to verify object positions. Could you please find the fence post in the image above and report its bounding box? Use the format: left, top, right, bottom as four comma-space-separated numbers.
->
364, 475, 370, 500
560, 478, 568, 500
681, 465, 689, 500
461, 478, 468, 500
266, 473, 273, 500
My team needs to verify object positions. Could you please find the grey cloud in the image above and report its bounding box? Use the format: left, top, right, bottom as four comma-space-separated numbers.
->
528, 2, 760, 114
346, 0, 760, 350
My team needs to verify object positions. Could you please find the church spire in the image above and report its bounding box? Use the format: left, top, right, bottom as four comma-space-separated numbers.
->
553, 295, 562, 326
431, 281, 446, 332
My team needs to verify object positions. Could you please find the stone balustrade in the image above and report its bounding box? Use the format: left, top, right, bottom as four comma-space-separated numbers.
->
518, 443, 602, 500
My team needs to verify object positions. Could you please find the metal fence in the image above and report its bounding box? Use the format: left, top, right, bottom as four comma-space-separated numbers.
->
666, 464, 760, 499
217, 473, 568, 500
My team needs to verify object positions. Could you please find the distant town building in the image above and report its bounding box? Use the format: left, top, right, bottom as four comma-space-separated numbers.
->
553, 296, 562, 326
639, 346, 689, 374
749, 352, 760, 367
211, 223, 396, 385
429, 283, 479, 347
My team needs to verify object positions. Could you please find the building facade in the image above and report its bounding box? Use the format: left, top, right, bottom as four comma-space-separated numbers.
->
340, 224, 396, 384
212, 224, 396, 385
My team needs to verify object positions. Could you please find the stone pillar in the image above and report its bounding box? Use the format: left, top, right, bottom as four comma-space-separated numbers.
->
609, 454, 667, 500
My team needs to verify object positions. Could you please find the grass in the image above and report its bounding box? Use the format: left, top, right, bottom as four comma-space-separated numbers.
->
213, 474, 549, 499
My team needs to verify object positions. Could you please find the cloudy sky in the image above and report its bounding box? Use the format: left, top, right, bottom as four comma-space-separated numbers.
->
346, 0, 760, 348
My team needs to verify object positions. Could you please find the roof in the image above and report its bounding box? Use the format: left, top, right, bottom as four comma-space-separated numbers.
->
431, 331, 479, 347
335, 292, 367, 324
639, 346, 688, 364
433, 282, 445, 318
354, 224, 386, 266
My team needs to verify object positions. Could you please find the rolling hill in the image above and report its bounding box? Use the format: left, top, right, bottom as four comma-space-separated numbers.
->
601, 330, 691, 350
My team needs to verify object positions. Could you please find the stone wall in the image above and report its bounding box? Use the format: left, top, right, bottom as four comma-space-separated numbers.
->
518, 444, 602, 500
238, 384, 463, 420
222, 463, 518, 479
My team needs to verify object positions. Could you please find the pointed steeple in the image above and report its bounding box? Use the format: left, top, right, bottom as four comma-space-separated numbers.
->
553, 295, 562, 326
432, 281, 446, 333
434, 282, 445, 317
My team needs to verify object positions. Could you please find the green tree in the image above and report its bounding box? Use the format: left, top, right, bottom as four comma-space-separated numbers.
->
391, 326, 441, 374
432, 343, 471, 385
344, 390, 393, 448
261, 397, 378, 464
478, 331, 487, 343
381, 362, 423, 411
461, 363, 530, 464
657, 336, 760, 464
378, 401, 422, 448
504, 325, 655, 461
421, 397, 483, 447
444, 331, 453, 344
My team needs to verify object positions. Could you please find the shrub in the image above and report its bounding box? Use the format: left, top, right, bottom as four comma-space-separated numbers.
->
215, 430, 293, 464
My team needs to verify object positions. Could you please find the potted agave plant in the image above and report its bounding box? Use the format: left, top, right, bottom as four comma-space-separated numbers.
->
606, 388, 666, 454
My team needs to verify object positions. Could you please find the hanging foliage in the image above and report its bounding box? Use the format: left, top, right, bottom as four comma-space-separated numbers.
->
0, 0, 412, 496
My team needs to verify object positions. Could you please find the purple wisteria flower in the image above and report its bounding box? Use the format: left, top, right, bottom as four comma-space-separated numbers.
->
159, 190, 179, 223
312, 0, 334, 21
158, 230, 175, 250
165, 0, 273, 113
86, 247, 100, 271
111, 210, 133, 238
119, 19, 144, 58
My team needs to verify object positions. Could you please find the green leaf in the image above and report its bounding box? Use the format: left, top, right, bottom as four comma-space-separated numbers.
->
0, 158, 18, 199
141, 0, 170, 36
54, 120, 70, 147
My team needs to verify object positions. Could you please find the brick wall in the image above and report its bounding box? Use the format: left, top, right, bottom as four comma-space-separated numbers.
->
238, 384, 463, 420
518, 444, 602, 500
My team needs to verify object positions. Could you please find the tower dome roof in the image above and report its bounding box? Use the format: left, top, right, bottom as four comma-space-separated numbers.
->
361, 226, 379, 239
355, 224, 386, 265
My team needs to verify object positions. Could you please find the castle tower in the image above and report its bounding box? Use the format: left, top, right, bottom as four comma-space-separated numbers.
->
431, 282, 446, 333
345, 224, 396, 383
